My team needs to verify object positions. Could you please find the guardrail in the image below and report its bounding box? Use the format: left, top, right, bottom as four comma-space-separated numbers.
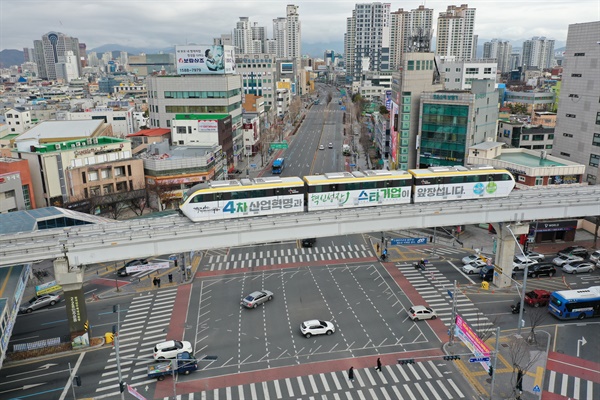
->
13, 336, 62, 352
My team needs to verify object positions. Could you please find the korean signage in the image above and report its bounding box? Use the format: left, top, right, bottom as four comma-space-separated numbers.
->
125, 262, 170, 274
198, 120, 218, 133
455, 315, 491, 369
308, 187, 412, 209
176, 45, 235, 75
533, 220, 577, 232
36, 280, 62, 296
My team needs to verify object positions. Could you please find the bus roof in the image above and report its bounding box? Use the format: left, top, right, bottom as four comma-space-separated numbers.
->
552, 286, 600, 300
303, 170, 411, 185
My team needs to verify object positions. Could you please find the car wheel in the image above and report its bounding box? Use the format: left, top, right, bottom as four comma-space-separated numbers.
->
414, 317, 419, 321
157, 375, 165, 381
26, 308, 33, 313
578, 313, 586, 320
573, 270, 577, 274
588, 269, 593, 273
431, 315, 437, 320
467, 271, 473, 275
184, 370, 190, 375
253, 304, 257, 308
326, 330, 333, 335
534, 303, 540, 308
268, 296, 273, 301
49, 301, 56, 306
305, 333, 312, 338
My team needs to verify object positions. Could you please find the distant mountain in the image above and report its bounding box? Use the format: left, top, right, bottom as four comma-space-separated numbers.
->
304, 41, 344, 58
0, 49, 24, 68
89, 44, 173, 55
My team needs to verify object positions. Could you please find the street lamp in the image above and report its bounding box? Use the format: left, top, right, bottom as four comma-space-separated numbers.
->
505, 224, 530, 335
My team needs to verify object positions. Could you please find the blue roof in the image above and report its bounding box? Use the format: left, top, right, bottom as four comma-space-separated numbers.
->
0, 207, 115, 235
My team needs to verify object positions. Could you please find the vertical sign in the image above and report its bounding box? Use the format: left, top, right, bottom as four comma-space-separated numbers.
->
65, 289, 90, 349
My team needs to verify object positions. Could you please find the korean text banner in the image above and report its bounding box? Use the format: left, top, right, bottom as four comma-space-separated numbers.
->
176, 45, 235, 75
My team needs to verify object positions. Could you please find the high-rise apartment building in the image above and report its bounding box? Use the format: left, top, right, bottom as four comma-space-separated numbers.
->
234, 17, 252, 55
389, 5, 434, 70
483, 39, 512, 73
521, 36, 555, 69
22, 48, 35, 63
285, 5, 301, 61
551, 21, 600, 184
273, 17, 287, 58
435, 4, 476, 61
345, 2, 391, 81
344, 14, 356, 82
33, 31, 81, 80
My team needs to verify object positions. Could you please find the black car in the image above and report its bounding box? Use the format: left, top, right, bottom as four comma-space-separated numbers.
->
557, 246, 588, 258
302, 238, 316, 248
527, 263, 557, 278
117, 259, 148, 276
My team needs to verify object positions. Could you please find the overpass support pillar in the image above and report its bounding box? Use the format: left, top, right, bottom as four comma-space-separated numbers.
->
490, 222, 530, 289
54, 257, 90, 349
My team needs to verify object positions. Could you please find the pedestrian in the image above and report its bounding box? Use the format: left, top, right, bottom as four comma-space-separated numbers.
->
168, 274, 173, 283
348, 366, 354, 382
376, 243, 380, 253
153, 277, 157, 287
376, 357, 382, 372
157, 277, 161, 288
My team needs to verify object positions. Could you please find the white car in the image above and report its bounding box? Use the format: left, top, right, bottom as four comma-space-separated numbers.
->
300, 320, 335, 338
562, 262, 596, 274
319, 145, 325, 150
462, 254, 482, 265
552, 254, 584, 266
153, 340, 193, 360
462, 262, 484, 275
408, 305, 437, 321
524, 251, 545, 261
512, 256, 538, 271
590, 250, 600, 263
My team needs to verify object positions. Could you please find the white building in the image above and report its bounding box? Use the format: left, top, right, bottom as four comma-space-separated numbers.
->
273, 17, 287, 58
522, 37, 555, 69
276, 88, 291, 117
436, 4, 476, 61
389, 5, 433, 71
56, 107, 137, 137
234, 17, 252, 55
4, 107, 33, 134
483, 39, 512, 73
56, 50, 80, 82
285, 5, 301, 60
441, 59, 497, 90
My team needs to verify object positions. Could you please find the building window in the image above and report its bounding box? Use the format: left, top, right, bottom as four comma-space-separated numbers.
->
596, 112, 600, 125
563, 133, 573, 138
522, 135, 529, 140
545, 145, 553, 149
535, 177, 543, 186
571, 73, 582, 77
407, 60, 414, 70
590, 154, 600, 168
101, 169, 111, 179
90, 186, 101, 196
560, 152, 570, 157
88, 171, 99, 181
565, 114, 576, 118
574, 52, 585, 56
176, 126, 187, 134
114, 166, 125, 176
593, 133, 600, 147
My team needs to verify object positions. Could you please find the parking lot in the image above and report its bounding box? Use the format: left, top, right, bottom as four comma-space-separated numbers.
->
190, 263, 442, 376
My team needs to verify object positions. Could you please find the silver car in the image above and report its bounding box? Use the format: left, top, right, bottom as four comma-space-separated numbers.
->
241, 290, 274, 309
562, 262, 596, 274
553, 254, 584, 266
19, 293, 61, 313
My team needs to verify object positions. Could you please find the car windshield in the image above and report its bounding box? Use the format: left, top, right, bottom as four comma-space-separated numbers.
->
174, 341, 183, 349
244, 295, 255, 301
318, 320, 327, 326
526, 291, 537, 299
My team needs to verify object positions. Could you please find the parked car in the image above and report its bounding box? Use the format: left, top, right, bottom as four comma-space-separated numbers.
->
557, 246, 588, 258
407, 305, 437, 321
241, 290, 274, 309
462, 261, 485, 275
512, 256, 538, 271
19, 293, 61, 314
562, 262, 596, 274
524, 290, 551, 307
147, 352, 197, 381
590, 250, 600, 263
302, 238, 317, 248
479, 265, 495, 281
553, 254, 584, 266
153, 340, 193, 360
527, 263, 557, 278
523, 250, 545, 261
300, 320, 335, 338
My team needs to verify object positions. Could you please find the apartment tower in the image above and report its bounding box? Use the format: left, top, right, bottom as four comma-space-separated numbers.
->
435, 4, 476, 60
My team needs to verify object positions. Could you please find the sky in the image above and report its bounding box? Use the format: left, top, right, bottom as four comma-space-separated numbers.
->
1, 0, 598, 52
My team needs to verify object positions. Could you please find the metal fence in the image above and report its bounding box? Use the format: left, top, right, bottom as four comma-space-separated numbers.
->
13, 337, 62, 352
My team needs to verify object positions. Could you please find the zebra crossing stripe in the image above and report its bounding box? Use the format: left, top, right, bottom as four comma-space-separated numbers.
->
261, 381, 270, 400
436, 379, 454, 398
363, 367, 377, 385
237, 384, 244, 400
297, 376, 307, 395
308, 374, 318, 392
426, 381, 443, 400
320, 373, 331, 391
379, 386, 393, 400
447, 378, 465, 397
285, 377, 294, 397
330, 371, 342, 390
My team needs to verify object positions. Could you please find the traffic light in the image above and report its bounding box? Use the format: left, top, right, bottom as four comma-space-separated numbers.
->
73, 376, 81, 386
119, 381, 126, 393
443, 355, 461, 361
398, 359, 415, 365
488, 366, 494, 377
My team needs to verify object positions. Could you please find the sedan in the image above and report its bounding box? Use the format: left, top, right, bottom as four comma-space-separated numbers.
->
300, 320, 335, 338
462, 262, 484, 275
19, 293, 61, 313
153, 340, 193, 360
562, 262, 596, 274
524, 250, 545, 261
553, 254, 584, 266
512, 257, 538, 271
408, 305, 437, 321
241, 290, 274, 309
319, 145, 325, 150
462, 254, 482, 265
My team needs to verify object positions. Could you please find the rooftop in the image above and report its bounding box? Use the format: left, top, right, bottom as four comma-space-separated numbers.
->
127, 128, 170, 137
0, 207, 115, 235
495, 152, 566, 168
16, 120, 104, 141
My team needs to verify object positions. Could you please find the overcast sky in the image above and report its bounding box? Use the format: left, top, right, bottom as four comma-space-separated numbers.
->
1, 0, 598, 51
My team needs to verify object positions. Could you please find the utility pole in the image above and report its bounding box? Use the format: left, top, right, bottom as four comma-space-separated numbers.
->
490, 326, 501, 400
449, 280, 457, 346
113, 304, 125, 400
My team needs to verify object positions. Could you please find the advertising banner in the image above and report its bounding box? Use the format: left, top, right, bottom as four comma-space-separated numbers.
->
198, 120, 218, 132
125, 262, 170, 274
65, 289, 90, 349
176, 45, 235, 75
36, 280, 62, 296
455, 315, 490, 369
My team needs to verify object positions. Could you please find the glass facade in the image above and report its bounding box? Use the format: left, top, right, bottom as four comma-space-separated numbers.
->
420, 103, 469, 167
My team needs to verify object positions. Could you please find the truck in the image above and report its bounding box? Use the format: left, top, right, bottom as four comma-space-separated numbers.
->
272, 157, 285, 174
147, 351, 198, 381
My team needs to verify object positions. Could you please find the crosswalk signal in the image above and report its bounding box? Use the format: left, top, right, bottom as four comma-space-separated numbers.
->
488, 366, 494, 377
443, 355, 461, 361
119, 381, 126, 393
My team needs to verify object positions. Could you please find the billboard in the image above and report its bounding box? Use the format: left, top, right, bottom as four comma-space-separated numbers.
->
176, 45, 235, 75
198, 120, 218, 132
280, 62, 294, 74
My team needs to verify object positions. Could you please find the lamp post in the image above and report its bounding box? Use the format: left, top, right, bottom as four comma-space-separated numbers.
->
505, 224, 530, 335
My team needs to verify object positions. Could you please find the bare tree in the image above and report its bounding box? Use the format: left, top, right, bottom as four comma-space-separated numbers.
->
505, 334, 546, 398
526, 306, 549, 344
146, 181, 176, 211
128, 195, 149, 217
288, 97, 302, 124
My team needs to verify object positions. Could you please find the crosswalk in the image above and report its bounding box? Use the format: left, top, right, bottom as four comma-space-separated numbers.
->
201, 244, 373, 271
545, 369, 597, 400
94, 288, 179, 399
161, 360, 466, 400
412, 245, 468, 257
397, 262, 494, 332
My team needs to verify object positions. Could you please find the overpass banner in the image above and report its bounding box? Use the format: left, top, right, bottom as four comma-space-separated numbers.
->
125, 262, 170, 274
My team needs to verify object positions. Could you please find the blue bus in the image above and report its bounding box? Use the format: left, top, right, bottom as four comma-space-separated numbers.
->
272, 158, 285, 174
548, 286, 600, 320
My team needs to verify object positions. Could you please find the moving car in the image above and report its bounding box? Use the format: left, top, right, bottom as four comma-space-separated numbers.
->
462, 254, 483, 265
328, 142, 333, 149
153, 340, 193, 360
562, 261, 596, 274
118, 259, 148, 276
552, 254, 584, 266
407, 305, 437, 321
524, 290, 551, 307
523, 250, 545, 261
557, 246, 588, 258
19, 293, 61, 313
147, 352, 197, 381
527, 263, 557, 278
300, 320, 335, 338
590, 250, 600, 263
462, 261, 484, 275
241, 290, 274, 308
301, 238, 317, 247
512, 256, 538, 271
319, 145, 325, 150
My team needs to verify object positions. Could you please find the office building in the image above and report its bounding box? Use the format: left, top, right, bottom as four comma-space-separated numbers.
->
552, 21, 600, 184
286, 5, 301, 60
236, 53, 278, 109
33, 31, 81, 80
435, 4, 476, 61
441, 59, 497, 90
522, 37, 555, 69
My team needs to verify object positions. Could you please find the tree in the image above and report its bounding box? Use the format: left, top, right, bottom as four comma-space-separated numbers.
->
526, 305, 549, 344
379, 105, 389, 115
146, 181, 177, 211
505, 334, 546, 398
128, 194, 149, 217
288, 97, 302, 124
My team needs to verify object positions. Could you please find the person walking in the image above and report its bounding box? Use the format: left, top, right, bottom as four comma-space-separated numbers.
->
153, 277, 157, 287
376, 357, 382, 372
157, 277, 161, 288
348, 366, 354, 382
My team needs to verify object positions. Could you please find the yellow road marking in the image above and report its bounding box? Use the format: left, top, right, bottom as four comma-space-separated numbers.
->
0, 266, 14, 298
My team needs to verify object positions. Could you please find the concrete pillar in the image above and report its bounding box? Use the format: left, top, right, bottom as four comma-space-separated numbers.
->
54, 257, 90, 349
490, 222, 530, 288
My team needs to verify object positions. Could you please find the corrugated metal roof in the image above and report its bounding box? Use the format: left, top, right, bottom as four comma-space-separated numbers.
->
16, 120, 103, 141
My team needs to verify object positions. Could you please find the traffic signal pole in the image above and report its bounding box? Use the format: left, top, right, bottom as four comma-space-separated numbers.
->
490, 326, 501, 399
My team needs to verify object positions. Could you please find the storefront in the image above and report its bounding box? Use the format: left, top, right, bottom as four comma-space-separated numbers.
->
528, 220, 578, 243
